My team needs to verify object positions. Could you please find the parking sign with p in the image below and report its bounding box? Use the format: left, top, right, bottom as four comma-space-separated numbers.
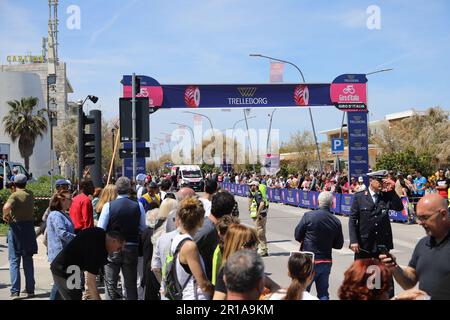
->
332, 138, 344, 154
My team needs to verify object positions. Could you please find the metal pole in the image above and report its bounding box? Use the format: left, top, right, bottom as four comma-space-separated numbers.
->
3, 161, 6, 189
266, 109, 277, 154
132, 73, 137, 182
183, 111, 215, 141
243, 109, 256, 173
48, 78, 54, 194
111, 129, 115, 181
336, 111, 346, 172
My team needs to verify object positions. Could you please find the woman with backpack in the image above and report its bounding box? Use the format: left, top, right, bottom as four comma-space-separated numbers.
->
46, 190, 76, 300
167, 197, 214, 300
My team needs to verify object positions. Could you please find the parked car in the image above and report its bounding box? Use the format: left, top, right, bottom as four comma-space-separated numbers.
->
0, 160, 35, 189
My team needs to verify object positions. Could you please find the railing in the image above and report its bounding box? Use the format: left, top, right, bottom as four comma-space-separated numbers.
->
220, 183, 410, 223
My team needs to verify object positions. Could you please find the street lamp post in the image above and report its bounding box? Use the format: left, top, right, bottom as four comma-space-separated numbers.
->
250, 53, 323, 173
232, 116, 257, 135
161, 132, 173, 149
267, 109, 277, 154
155, 138, 167, 155
171, 122, 195, 145
243, 109, 256, 173
47, 74, 56, 194
183, 111, 216, 142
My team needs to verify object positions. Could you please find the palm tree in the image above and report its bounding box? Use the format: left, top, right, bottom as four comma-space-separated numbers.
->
3, 97, 48, 170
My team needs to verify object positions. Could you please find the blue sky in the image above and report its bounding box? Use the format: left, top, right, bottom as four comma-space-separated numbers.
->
1, 0, 449, 152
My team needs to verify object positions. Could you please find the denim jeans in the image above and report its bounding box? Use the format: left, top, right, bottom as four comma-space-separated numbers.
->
307, 262, 332, 300
52, 274, 82, 300
104, 245, 139, 300
49, 282, 60, 300
8, 229, 35, 294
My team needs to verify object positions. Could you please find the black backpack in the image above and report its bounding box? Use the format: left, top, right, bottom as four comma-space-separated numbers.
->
163, 238, 193, 300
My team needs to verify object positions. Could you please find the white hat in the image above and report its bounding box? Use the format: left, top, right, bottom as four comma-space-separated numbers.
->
358, 176, 364, 182
248, 181, 259, 187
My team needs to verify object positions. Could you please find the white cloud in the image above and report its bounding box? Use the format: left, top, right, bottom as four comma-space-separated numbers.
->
88, 0, 138, 46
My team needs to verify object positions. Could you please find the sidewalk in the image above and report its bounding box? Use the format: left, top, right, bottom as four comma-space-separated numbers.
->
0, 233, 52, 300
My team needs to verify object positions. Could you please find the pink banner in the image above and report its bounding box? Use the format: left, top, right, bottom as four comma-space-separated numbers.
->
270, 62, 284, 83
123, 86, 164, 106
330, 83, 367, 105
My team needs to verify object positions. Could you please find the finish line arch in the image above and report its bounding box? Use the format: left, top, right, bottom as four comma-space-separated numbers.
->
121, 74, 370, 183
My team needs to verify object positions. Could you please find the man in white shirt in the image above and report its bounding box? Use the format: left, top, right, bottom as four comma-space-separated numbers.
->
136, 174, 147, 199
200, 179, 218, 217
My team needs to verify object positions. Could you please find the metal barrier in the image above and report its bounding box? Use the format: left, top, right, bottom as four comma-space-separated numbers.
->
220, 182, 410, 223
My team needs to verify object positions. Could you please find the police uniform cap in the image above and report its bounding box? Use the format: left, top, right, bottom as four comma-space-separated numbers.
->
367, 170, 389, 180
55, 179, 71, 187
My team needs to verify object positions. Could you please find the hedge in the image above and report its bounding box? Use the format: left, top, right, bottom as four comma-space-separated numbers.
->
0, 180, 53, 225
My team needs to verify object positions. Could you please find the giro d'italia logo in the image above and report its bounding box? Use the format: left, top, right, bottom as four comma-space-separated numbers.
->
184, 86, 201, 108
294, 84, 309, 106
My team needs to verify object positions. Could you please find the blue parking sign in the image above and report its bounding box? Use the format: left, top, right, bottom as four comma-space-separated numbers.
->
331, 138, 344, 154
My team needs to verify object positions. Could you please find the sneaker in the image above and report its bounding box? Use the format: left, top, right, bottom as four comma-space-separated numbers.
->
10, 293, 20, 300
259, 252, 269, 257
20, 291, 35, 299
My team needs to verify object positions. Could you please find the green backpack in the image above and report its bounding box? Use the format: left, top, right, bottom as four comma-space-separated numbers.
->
162, 238, 192, 300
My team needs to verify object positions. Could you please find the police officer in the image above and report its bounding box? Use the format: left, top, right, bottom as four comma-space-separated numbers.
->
349, 170, 404, 259
248, 180, 269, 257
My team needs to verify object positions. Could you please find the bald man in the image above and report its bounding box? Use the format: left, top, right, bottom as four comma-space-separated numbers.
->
380, 194, 450, 298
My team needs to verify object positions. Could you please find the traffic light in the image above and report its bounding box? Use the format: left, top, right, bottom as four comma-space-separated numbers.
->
119, 97, 150, 142
135, 76, 141, 96
78, 108, 102, 186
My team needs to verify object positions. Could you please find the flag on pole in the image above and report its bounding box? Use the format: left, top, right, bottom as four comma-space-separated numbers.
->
193, 114, 202, 125
270, 62, 284, 83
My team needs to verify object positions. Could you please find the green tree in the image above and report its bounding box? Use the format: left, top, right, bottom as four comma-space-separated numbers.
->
279, 130, 317, 173
374, 148, 434, 177
371, 107, 450, 166
3, 97, 48, 170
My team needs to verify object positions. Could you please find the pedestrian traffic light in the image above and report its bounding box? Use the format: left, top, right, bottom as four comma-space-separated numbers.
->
78, 108, 102, 187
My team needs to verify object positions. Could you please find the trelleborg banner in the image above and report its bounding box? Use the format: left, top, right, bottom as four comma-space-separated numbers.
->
159, 84, 332, 109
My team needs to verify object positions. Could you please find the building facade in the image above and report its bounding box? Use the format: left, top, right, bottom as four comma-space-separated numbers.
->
0, 72, 54, 177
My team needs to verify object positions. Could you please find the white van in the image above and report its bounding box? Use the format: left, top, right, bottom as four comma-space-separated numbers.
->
171, 165, 204, 191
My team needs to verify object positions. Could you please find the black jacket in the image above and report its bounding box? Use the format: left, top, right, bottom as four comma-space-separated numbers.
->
294, 209, 344, 260
349, 190, 403, 253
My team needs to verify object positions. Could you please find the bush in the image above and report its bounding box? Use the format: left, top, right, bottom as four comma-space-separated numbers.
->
375, 148, 434, 177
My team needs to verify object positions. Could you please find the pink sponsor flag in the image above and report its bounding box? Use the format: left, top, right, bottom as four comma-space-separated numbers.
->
270, 62, 284, 83
193, 114, 202, 125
